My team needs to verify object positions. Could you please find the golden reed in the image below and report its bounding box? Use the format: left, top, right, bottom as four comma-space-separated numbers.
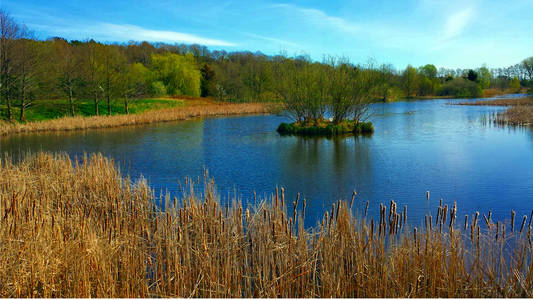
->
0, 102, 270, 136
0, 152, 532, 297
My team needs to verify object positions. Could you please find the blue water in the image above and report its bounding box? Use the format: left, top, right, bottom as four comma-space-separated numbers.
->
2, 96, 532, 228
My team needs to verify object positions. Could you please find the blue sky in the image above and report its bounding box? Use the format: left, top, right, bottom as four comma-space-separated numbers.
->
3, 0, 532, 69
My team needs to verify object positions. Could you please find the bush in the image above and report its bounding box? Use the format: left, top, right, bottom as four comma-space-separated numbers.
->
277, 120, 373, 136
150, 81, 167, 96
438, 78, 482, 98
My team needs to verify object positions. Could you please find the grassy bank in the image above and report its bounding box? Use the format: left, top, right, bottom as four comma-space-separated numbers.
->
0, 99, 270, 136
1, 152, 532, 297
278, 120, 374, 136
0, 98, 185, 122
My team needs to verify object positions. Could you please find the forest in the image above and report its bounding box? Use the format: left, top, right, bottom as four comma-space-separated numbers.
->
0, 10, 532, 122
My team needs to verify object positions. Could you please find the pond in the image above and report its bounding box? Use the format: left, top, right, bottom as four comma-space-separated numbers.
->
1, 96, 533, 228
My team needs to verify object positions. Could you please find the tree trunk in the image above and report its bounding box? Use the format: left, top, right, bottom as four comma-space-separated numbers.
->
20, 101, 24, 121
19, 81, 25, 121
107, 92, 111, 116
69, 86, 74, 116
6, 83, 11, 121
94, 92, 99, 116
124, 96, 129, 114
6, 95, 11, 121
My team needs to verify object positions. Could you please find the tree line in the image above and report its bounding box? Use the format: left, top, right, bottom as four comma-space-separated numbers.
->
0, 10, 532, 122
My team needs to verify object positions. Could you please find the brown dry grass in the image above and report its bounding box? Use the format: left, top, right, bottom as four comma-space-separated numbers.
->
0, 101, 271, 137
494, 106, 533, 126
456, 97, 533, 106
1, 152, 533, 297
482, 88, 529, 98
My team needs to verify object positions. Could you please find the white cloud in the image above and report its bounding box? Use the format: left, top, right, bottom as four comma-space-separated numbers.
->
97, 23, 236, 46
271, 3, 360, 35
441, 7, 475, 41
242, 32, 301, 48
28, 21, 236, 46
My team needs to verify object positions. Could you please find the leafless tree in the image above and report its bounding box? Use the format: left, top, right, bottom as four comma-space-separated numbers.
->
0, 10, 20, 120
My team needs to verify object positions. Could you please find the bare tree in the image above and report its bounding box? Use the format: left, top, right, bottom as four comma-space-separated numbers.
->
81, 40, 103, 116
0, 10, 20, 120
522, 57, 533, 81
54, 38, 81, 117
15, 26, 41, 121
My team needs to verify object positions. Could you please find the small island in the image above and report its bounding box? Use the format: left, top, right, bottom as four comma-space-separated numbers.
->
274, 57, 377, 137
277, 119, 374, 136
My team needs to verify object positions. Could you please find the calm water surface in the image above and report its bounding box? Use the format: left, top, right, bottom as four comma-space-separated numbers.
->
2, 97, 533, 228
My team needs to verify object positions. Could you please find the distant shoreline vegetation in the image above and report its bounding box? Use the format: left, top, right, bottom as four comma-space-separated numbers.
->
277, 119, 374, 136
1, 9, 532, 124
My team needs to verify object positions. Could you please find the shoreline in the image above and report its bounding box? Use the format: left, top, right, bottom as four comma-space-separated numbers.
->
0, 101, 272, 137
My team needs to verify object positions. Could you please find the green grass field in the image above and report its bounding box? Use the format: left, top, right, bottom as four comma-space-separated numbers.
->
0, 98, 184, 122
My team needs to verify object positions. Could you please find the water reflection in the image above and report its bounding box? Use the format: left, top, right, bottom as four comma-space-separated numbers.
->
1, 99, 532, 228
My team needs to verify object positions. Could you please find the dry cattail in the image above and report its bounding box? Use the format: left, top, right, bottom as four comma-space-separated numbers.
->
350, 190, 356, 209
403, 205, 407, 226
281, 187, 285, 208
336, 199, 341, 222
496, 221, 500, 240
302, 198, 307, 221
520, 215, 527, 234
511, 210, 516, 232
483, 214, 490, 227
443, 205, 448, 225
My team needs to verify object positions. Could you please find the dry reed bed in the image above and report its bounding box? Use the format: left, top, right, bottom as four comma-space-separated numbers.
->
1, 153, 533, 297
494, 106, 533, 126
455, 97, 533, 106
0, 102, 269, 136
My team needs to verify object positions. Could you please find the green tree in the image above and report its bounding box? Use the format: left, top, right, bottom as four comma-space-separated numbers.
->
200, 63, 215, 97
510, 76, 521, 92
465, 69, 478, 82
522, 57, 533, 82
402, 65, 418, 98
118, 62, 149, 114
439, 78, 482, 98
477, 66, 491, 89
419, 64, 437, 79
151, 52, 201, 97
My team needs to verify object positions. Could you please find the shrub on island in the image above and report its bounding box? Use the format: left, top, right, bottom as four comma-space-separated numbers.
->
277, 119, 374, 136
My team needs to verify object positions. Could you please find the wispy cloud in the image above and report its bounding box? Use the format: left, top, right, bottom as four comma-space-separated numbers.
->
441, 6, 475, 41
271, 3, 360, 35
28, 20, 236, 46
242, 32, 301, 48
98, 24, 236, 46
